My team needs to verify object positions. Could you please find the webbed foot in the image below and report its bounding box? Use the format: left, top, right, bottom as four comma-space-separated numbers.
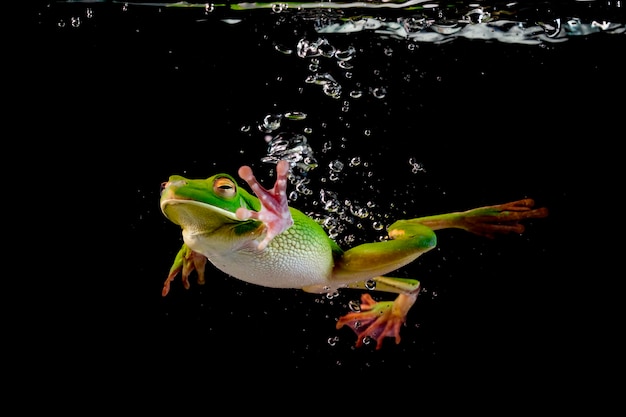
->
162, 244, 207, 296
336, 292, 418, 350
236, 160, 294, 250
458, 198, 549, 238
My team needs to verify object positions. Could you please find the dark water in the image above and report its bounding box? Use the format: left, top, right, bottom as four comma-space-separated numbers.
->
25, 0, 623, 378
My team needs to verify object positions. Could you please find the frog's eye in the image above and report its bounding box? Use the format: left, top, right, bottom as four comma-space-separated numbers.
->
213, 177, 237, 199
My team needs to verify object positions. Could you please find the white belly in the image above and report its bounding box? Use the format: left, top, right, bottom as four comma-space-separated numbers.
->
184, 226, 335, 289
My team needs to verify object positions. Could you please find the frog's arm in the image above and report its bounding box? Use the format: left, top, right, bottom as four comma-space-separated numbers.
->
235, 160, 294, 250
161, 243, 207, 297
333, 199, 549, 349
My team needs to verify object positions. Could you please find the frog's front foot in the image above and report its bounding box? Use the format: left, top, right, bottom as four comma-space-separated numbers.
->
336, 292, 418, 350
162, 244, 207, 296
236, 160, 294, 250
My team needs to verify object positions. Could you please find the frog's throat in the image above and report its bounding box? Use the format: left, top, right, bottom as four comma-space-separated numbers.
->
161, 199, 240, 227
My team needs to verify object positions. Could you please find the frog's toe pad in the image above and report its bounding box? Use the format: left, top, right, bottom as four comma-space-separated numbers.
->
336, 294, 404, 350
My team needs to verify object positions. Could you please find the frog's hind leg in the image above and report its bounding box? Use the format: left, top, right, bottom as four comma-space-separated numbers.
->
347, 276, 420, 294
335, 277, 421, 350
392, 198, 548, 239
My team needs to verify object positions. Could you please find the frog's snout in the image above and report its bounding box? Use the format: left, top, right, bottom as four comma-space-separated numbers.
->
160, 178, 187, 196
160, 181, 169, 195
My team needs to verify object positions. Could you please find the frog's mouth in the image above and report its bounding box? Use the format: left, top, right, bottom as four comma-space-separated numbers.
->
161, 199, 240, 232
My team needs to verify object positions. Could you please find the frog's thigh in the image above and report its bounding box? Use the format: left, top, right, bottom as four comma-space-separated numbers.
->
331, 225, 436, 282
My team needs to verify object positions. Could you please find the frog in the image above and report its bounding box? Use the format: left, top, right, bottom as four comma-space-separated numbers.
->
160, 160, 548, 349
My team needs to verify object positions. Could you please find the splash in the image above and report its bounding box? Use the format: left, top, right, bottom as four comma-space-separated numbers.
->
62, 1, 626, 45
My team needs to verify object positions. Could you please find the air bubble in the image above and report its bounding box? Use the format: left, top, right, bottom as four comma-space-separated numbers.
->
335, 46, 356, 61
349, 90, 364, 99
338, 61, 353, 70
284, 111, 307, 120
326, 290, 339, 299
329, 160, 344, 172
350, 205, 369, 219
271, 3, 285, 13
349, 157, 361, 166
348, 300, 361, 312
259, 113, 283, 132
371, 87, 387, 99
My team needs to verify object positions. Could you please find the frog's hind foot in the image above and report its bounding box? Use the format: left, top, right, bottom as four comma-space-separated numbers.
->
459, 198, 548, 238
336, 292, 418, 350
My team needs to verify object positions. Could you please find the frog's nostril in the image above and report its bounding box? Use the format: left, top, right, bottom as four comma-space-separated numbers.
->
161, 179, 188, 194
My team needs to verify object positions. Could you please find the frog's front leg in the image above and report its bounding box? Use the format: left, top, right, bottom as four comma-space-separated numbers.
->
235, 160, 294, 250
161, 243, 207, 297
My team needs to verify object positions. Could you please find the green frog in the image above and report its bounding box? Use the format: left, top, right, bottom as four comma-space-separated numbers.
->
160, 160, 548, 349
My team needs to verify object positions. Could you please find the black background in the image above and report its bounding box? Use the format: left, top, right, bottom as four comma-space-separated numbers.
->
17, 1, 623, 380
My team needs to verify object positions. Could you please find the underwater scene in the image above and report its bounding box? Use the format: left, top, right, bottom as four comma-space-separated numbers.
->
31, 0, 623, 373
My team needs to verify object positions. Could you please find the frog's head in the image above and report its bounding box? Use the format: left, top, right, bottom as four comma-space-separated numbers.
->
160, 173, 259, 234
